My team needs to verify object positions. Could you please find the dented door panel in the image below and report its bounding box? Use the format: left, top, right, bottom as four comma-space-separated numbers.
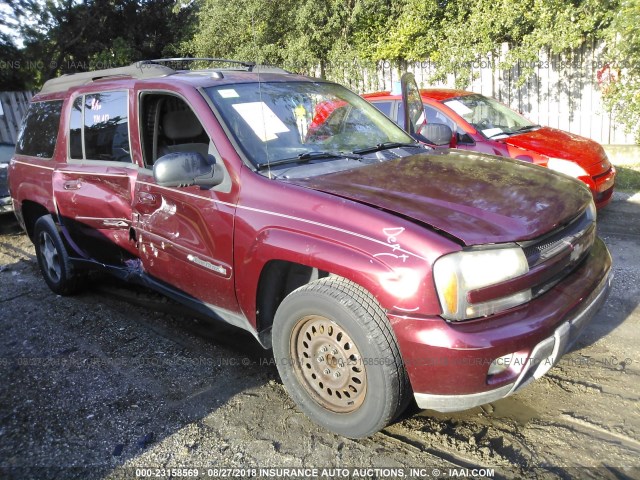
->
52, 164, 139, 262
133, 170, 238, 312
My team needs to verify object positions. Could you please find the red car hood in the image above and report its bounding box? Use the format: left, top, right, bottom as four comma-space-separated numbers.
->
506, 127, 608, 170
287, 150, 591, 246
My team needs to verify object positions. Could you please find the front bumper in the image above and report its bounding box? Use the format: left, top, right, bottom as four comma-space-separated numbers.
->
593, 165, 616, 208
389, 237, 612, 411
414, 269, 612, 411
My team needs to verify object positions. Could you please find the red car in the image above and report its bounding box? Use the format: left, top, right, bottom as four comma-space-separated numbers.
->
363, 88, 616, 208
9, 62, 611, 437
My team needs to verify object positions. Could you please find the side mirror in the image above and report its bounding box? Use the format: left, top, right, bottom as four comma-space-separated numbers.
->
418, 123, 454, 147
153, 152, 224, 188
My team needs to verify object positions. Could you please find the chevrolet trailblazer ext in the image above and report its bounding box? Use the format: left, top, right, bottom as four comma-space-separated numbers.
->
9, 60, 612, 438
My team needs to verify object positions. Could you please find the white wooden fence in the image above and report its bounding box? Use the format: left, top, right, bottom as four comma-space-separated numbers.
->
341, 41, 635, 145
0, 91, 32, 145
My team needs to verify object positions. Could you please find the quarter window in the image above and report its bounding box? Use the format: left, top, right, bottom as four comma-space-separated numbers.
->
16, 100, 63, 158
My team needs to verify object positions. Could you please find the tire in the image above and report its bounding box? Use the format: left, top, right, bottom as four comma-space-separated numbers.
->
272, 277, 410, 438
33, 215, 81, 295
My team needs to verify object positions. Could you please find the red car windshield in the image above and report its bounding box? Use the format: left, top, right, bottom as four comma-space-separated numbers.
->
442, 94, 535, 138
206, 81, 412, 167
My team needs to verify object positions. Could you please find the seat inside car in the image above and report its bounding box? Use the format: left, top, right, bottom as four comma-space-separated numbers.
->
159, 109, 209, 159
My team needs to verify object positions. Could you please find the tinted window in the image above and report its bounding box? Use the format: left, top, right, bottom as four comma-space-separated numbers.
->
69, 97, 83, 159
83, 91, 130, 162
16, 100, 63, 158
371, 101, 393, 118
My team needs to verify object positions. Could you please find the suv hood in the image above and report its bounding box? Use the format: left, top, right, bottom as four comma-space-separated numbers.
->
286, 150, 591, 246
506, 127, 608, 170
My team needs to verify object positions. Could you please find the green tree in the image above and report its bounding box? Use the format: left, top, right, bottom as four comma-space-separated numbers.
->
372, 0, 616, 88
6, 0, 196, 88
189, 0, 295, 66
0, 1, 37, 89
603, 0, 640, 143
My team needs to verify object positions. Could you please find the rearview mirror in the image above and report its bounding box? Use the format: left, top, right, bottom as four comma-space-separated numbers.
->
153, 152, 224, 188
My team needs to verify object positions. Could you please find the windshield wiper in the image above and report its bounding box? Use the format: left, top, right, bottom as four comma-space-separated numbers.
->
256, 151, 362, 170
515, 124, 541, 133
352, 142, 420, 155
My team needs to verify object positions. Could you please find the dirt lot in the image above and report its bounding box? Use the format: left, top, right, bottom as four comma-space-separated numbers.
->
1, 195, 639, 480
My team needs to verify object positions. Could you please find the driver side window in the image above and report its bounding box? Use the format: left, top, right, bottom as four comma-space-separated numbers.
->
423, 104, 474, 145
139, 93, 210, 168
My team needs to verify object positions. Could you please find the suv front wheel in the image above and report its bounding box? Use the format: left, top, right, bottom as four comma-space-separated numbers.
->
272, 277, 410, 438
34, 215, 81, 295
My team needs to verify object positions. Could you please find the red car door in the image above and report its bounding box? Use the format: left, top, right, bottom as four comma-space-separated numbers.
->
53, 91, 139, 264
131, 90, 240, 314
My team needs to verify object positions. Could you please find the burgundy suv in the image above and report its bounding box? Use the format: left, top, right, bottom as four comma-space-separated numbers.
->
9, 60, 612, 438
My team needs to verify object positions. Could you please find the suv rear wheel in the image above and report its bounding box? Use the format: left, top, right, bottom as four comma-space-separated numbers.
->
272, 277, 410, 438
34, 215, 81, 295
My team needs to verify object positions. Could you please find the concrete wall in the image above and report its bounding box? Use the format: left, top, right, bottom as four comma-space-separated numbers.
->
604, 145, 640, 166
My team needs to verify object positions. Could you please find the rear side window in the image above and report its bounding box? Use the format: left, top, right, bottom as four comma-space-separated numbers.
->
16, 100, 63, 158
69, 91, 131, 162
371, 101, 393, 118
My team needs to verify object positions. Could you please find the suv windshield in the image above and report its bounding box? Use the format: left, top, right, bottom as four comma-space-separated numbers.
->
206, 81, 413, 167
442, 94, 535, 138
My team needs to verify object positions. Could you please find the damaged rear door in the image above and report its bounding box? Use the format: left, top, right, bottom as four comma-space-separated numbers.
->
53, 91, 138, 265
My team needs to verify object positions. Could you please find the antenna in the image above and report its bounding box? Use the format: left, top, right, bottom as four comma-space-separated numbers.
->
252, 13, 271, 179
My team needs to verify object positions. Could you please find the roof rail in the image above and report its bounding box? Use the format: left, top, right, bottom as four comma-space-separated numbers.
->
143, 58, 257, 70
40, 62, 174, 95
39, 58, 291, 95
142, 58, 290, 74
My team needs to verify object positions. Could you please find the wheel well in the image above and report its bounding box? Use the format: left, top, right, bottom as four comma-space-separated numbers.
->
21, 201, 51, 240
256, 260, 329, 338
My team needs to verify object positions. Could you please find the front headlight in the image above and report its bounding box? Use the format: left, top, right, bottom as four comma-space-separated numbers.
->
547, 157, 588, 178
433, 246, 531, 321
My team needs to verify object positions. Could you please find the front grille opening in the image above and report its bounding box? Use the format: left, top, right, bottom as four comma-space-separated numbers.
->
520, 209, 596, 301
521, 209, 593, 268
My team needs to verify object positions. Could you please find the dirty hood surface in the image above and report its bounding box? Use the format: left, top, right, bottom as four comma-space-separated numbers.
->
286, 150, 591, 246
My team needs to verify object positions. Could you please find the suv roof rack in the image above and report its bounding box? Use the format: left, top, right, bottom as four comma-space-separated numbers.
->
142, 58, 291, 74
40, 62, 175, 95
143, 58, 257, 70
39, 58, 290, 95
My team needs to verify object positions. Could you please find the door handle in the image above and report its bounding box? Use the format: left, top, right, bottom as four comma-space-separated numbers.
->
63, 180, 82, 190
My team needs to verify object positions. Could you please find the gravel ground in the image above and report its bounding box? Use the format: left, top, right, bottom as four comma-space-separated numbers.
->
0, 196, 639, 480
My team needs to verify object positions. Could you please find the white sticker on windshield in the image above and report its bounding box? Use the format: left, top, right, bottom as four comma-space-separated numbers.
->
218, 89, 239, 98
482, 128, 506, 138
232, 102, 289, 142
444, 99, 473, 116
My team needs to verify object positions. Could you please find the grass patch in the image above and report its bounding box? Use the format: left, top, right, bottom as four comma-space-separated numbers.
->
615, 163, 640, 193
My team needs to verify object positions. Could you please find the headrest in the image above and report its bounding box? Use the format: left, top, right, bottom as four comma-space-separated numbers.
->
163, 110, 203, 140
